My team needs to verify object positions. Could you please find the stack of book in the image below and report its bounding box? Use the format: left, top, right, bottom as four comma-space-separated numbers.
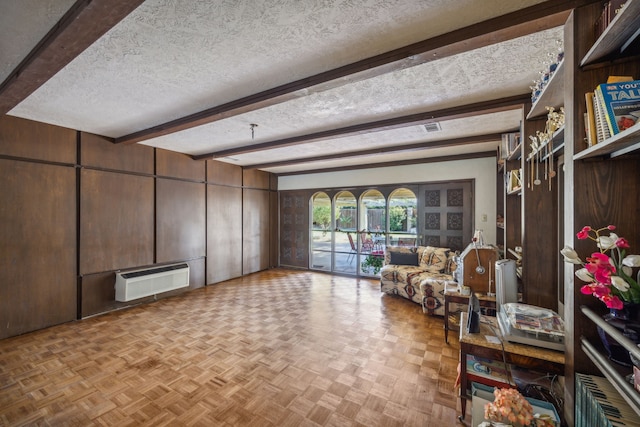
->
594, 1, 628, 40
500, 132, 521, 159
575, 373, 640, 427
584, 77, 640, 147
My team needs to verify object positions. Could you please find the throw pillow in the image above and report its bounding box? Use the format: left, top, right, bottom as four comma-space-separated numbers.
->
384, 246, 414, 265
390, 251, 419, 266
419, 247, 450, 273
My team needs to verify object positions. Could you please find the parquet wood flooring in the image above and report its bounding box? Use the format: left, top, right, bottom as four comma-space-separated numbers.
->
0, 269, 463, 426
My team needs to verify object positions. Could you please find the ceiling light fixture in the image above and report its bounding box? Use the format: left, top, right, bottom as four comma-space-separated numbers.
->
250, 123, 258, 140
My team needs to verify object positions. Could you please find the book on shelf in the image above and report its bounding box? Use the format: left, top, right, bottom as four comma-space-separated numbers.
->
584, 92, 597, 147
594, 0, 628, 39
595, 79, 640, 136
591, 89, 611, 144
500, 132, 520, 158
507, 169, 522, 193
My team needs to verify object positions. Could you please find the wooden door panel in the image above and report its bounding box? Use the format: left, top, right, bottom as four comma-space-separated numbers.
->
418, 181, 473, 252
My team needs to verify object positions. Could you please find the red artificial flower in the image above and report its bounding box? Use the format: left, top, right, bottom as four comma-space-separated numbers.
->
577, 226, 591, 239
615, 237, 630, 249
580, 284, 595, 296
602, 294, 623, 310
564, 225, 640, 309
585, 252, 615, 284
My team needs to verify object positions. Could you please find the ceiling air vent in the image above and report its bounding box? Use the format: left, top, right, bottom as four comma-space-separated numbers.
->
423, 122, 441, 133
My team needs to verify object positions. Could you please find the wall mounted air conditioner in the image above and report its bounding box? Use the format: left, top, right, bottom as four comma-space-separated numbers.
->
115, 263, 189, 302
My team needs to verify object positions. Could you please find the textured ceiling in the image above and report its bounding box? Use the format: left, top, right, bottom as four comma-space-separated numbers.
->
1, 0, 566, 174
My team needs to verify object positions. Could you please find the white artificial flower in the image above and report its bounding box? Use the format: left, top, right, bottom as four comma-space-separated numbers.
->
622, 265, 633, 277
561, 246, 582, 264
622, 254, 640, 267
575, 268, 593, 282
611, 275, 630, 292
597, 233, 618, 251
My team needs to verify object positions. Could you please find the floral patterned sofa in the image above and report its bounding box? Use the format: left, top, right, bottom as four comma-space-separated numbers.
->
380, 245, 459, 316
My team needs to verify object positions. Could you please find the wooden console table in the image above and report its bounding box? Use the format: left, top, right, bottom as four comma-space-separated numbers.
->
458, 313, 565, 422
444, 291, 496, 344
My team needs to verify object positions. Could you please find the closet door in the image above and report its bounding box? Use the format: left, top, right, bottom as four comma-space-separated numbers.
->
417, 181, 473, 252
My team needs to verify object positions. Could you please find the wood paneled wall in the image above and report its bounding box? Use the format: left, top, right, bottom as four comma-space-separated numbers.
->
521, 117, 559, 310
0, 159, 77, 337
242, 188, 271, 274
0, 116, 277, 339
207, 184, 242, 283
156, 178, 206, 263
81, 132, 154, 173
80, 169, 155, 273
0, 115, 76, 163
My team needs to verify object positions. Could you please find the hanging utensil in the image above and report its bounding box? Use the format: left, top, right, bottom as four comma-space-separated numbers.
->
534, 146, 541, 186
544, 137, 548, 181
549, 156, 556, 191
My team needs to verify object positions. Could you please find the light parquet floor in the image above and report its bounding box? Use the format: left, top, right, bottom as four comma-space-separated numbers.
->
0, 269, 464, 426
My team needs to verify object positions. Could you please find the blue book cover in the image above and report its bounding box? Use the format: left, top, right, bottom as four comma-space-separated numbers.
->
596, 79, 640, 135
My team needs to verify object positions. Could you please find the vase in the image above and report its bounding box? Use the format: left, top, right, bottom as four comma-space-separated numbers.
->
597, 302, 640, 367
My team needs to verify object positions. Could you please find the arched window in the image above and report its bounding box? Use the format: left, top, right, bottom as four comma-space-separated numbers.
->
388, 188, 418, 247
305, 187, 425, 277
333, 191, 357, 274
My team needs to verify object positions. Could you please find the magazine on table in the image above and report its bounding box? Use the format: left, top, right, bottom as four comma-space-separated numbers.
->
501, 303, 564, 337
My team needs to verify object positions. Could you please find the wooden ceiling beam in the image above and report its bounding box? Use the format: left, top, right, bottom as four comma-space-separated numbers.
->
0, 0, 145, 115
274, 151, 497, 176
242, 133, 504, 170
115, 0, 589, 145
192, 94, 527, 160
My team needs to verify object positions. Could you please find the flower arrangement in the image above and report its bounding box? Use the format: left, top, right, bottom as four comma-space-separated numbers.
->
480, 388, 555, 427
561, 225, 640, 309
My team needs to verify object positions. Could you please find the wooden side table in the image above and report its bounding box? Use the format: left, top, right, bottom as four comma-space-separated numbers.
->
443, 290, 496, 344
458, 313, 565, 422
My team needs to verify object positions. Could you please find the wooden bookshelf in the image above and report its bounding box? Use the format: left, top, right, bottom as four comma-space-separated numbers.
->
573, 121, 640, 160
527, 59, 565, 120
580, 0, 640, 66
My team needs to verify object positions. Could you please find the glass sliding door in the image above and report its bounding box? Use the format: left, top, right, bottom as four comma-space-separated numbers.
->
359, 190, 386, 276
334, 191, 357, 274
388, 188, 418, 247
310, 192, 332, 271
301, 181, 472, 277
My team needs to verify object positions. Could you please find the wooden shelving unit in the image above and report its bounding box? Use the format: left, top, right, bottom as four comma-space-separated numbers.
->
527, 59, 565, 120
559, 2, 640, 424
580, 306, 640, 417
573, 121, 640, 160
495, 3, 640, 423
580, 0, 640, 66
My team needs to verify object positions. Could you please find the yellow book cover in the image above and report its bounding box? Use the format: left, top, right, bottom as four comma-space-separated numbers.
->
584, 92, 597, 146
607, 75, 634, 83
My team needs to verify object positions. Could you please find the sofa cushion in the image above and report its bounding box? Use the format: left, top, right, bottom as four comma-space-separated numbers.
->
389, 251, 419, 266
395, 266, 425, 284
418, 246, 450, 273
